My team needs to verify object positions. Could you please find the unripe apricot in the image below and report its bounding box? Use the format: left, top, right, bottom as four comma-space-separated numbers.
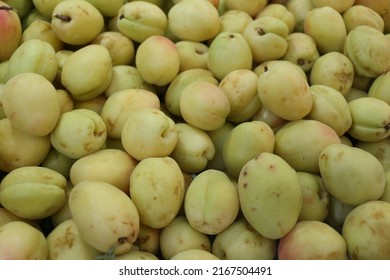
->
165, 68, 218, 117
0, 221, 47, 260
219, 9, 253, 34
311, 0, 355, 13
257, 60, 313, 121
168, 0, 220, 42
47, 219, 100, 260
70, 149, 137, 195
212, 218, 276, 260
343, 5, 385, 33
184, 169, 239, 235
121, 108, 177, 161
116, 1, 167, 43
104, 65, 156, 98
297, 172, 329, 222
225, 0, 267, 18
50, 109, 107, 159
207, 32, 252, 80
219, 69, 262, 123
306, 85, 352, 136
243, 16, 289, 63
0, 166, 67, 219
159, 216, 211, 260
256, 3, 296, 33
222, 121, 275, 178
61, 44, 112, 101
135, 35, 180, 86
69, 180, 140, 255
170, 123, 215, 174
91, 31, 135, 66
344, 25, 390, 78
7, 39, 58, 82
282, 32, 319, 72
304, 6, 347, 54
278, 220, 347, 260
100, 88, 160, 139
130, 157, 185, 229
343, 200, 390, 259
238, 152, 302, 239
319, 143, 386, 206
51, 0, 104, 45
310, 52, 355, 96
2, 72, 60, 137
274, 119, 341, 173
180, 81, 231, 131
0, 118, 51, 172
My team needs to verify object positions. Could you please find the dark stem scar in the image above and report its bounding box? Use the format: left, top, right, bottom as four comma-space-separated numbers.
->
53, 14, 72, 22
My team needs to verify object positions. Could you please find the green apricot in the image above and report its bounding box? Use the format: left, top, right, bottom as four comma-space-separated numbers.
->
282, 32, 319, 72
355, 138, 390, 171
347, 97, 390, 142
159, 216, 211, 260
319, 143, 386, 206
238, 152, 302, 239
0, 166, 67, 219
344, 25, 390, 78
69, 180, 140, 255
50, 109, 107, 159
0, 118, 51, 172
343, 200, 390, 259
47, 219, 100, 260
222, 121, 275, 178
368, 71, 390, 105
0, 221, 47, 259
296, 172, 329, 222
7, 39, 58, 82
304, 6, 347, 54
274, 119, 341, 173
170, 123, 215, 174
116, 1, 167, 43
184, 169, 239, 235
212, 218, 276, 260
61, 44, 112, 101
306, 85, 352, 136
309, 52, 354, 96
165, 68, 218, 117
257, 60, 313, 121
207, 32, 252, 80
243, 16, 289, 63
130, 157, 185, 229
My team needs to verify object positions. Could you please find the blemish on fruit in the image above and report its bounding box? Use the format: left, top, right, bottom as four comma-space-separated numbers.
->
0, 5, 14, 11
256, 27, 266, 36
53, 14, 72, 22
118, 236, 128, 244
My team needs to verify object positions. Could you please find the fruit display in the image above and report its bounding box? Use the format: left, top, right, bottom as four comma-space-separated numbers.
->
0, 0, 390, 261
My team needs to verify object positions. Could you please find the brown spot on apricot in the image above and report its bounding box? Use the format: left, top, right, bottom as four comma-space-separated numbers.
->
372, 210, 385, 220
256, 27, 266, 36
53, 14, 72, 22
297, 58, 305, 65
118, 236, 128, 244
